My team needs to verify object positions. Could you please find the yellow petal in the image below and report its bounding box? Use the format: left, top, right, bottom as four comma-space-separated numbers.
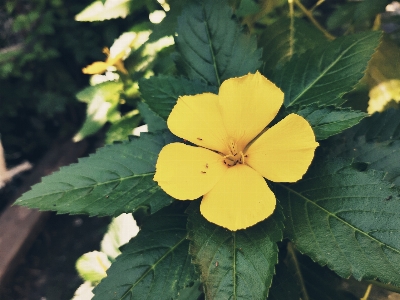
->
82, 61, 109, 74
167, 93, 230, 154
154, 143, 227, 200
218, 72, 284, 151
200, 164, 276, 231
246, 113, 318, 182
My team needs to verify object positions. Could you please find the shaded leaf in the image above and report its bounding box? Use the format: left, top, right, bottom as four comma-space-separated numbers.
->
295, 106, 367, 140
73, 81, 123, 142
139, 75, 217, 121
277, 157, 400, 285
92, 205, 197, 300
187, 201, 284, 299
105, 110, 142, 144
174, 0, 262, 86
137, 101, 167, 132
271, 31, 381, 108
329, 109, 400, 187
16, 131, 179, 217
236, 0, 259, 17
260, 18, 326, 78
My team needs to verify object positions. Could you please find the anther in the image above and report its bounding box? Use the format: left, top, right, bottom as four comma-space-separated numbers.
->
206, 163, 208, 168
197, 137, 203, 141
201, 171, 206, 174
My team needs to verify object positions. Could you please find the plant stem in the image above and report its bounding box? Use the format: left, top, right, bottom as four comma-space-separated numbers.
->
293, 0, 335, 40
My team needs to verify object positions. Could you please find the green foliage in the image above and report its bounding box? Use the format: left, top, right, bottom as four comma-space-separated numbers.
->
139, 76, 218, 120
173, 0, 262, 86
92, 205, 197, 300
330, 109, 400, 186
74, 81, 124, 142
187, 202, 284, 299
260, 17, 326, 78
277, 157, 400, 285
295, 106, 367, 140
12, 0, 400, 298
271, 31, 381, 108
105, 110, 142, 144
16, 131, 179, 217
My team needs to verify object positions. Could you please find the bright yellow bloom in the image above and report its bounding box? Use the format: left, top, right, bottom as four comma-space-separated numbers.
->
154, 72, 319, 231
82, 47, 128, 75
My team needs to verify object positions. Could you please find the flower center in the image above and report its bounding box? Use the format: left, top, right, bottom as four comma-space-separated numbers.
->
223, 139, 246, 167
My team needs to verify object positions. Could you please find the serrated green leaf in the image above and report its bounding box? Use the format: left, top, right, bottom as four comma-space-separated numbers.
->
137, 101, 167, 132
15, 131, 179, 217
277, 157, 400, 286
295, 106, 367, 140
260, 18, 326, 78
75, 0, 135, 21
187, 201, 284, 300
92, 205, 197, 300
329, 109, 400, 186
173, 0, 262, 86
271, 31, 381, 108
139, 75, 218, 120
105, 110, 141, 144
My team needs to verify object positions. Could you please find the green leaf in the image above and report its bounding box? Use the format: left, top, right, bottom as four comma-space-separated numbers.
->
137, 101, 167, 132
271, 31, 381, 108
105, 110, 142, 144
295, 106, 367, 140
277, 157, 400, 285
139, 75, 218, 121
92, 205, 197, 300
187, 202, 284, 299
269, 242, 361, 300
329, 109, 400, 186
73, 81, 123, 142
173, 0, 262, 86
15, 131, 179, 217
75, 0, 137, 21
268, 245, 301, 300
149, 0, 184, 42
260, 18, 326, 79
235, 0, 259, 17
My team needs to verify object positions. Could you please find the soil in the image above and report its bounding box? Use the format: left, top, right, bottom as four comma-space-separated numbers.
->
0, 213, 110, 300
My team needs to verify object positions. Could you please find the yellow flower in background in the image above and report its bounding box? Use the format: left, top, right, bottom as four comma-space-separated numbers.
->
82, 47, 128, 75
154, 72, 319, 231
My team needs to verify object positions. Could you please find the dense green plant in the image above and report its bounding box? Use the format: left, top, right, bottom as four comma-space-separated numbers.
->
15, 0, 400, 299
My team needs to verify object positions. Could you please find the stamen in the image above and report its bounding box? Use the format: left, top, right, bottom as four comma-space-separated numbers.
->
197, 137, 203, 141
201, 171, 206, 174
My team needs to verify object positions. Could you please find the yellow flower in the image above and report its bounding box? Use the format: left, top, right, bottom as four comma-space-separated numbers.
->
154, 72, 319, 231
82, 47, 128, 75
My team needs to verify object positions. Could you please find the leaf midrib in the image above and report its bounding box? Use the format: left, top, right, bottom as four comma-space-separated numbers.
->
18, 172, 155, 201
202, 3, 220, 86
278, 183, 400, 255
288, 35, 369, 107
119, 234, 187, 300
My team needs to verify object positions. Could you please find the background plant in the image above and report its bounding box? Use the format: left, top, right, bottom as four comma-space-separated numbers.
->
11, 0, 400, 299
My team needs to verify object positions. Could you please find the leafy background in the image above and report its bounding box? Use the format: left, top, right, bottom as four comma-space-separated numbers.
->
4, 0, 400, 299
